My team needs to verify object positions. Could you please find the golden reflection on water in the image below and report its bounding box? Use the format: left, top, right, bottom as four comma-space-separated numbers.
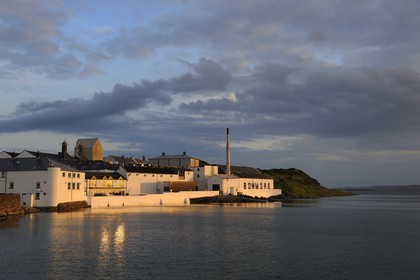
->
98, 222, 127, 270
99, 228, 110, 255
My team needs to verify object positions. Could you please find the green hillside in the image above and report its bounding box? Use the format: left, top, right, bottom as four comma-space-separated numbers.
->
261, 168, 353, 198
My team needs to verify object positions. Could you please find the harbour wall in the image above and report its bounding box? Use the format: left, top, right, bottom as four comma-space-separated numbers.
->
0, 194, 25, 217
89, 191, 220, 208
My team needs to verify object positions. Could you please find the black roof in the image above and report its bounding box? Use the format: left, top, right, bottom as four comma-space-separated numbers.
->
0, 157, 80, 172
71, 161, 119, 171
85, 172, 126, 180
218, 165, 273, 179
124, 165, 180, 174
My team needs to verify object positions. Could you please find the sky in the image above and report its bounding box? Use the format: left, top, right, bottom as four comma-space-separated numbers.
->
1, 0, 420, 187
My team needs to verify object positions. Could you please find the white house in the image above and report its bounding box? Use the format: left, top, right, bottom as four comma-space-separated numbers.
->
0, 156, 86, 208
120, 166, 195, 195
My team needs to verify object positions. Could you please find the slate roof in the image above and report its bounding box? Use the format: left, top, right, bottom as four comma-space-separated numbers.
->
0, 157, 80, 172
148, 153, 198, 160
85, 172, 126, 180
124, 165, 179, 174
76, 138, 99, 147
71, 161, 119, 171
217, 165, 273, 179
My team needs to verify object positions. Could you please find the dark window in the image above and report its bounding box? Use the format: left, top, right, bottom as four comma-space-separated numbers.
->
35, 193, 40, 200
77, 183, 80, 190
9, 182, 14, 189
72, 183, 75, 189
68, 183, 71, 190
243, 183, 246, 189
36, 182, 41, 187
68, 173, 71, 178
62, 172, 65, 177
212, 184, 220, 191
77, 174, 80, 178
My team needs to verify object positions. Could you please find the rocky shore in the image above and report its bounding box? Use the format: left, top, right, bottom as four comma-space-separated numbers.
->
190, 195, 269, 204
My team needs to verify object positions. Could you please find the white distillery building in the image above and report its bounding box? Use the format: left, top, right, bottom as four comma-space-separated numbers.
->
0, 154, 85, 208
120, 166, 195, 195
196, 165, 281, 197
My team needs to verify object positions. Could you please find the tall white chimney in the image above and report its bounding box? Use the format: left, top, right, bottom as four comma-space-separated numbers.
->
226, 128, 231, 177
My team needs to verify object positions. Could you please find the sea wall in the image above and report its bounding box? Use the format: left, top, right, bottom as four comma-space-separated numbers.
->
89, 191, 220, 208
57, 200, 89, 212
0, 194, 25, 217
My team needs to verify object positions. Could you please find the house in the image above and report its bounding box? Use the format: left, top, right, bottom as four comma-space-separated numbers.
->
148, 152, 200, 168
85, 172, 127, 196
0, 155, 85, 208
74, 138, 104, 161
120, 166, 195, 194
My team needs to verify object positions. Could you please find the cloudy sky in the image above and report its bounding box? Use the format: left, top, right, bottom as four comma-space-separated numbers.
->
1, 0, 420, 187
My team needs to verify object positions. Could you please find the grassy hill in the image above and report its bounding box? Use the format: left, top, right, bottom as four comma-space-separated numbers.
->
261, 168, 353, 198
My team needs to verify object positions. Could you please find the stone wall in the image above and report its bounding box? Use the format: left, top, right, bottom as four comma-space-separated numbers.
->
57, 200, 89, 212
0, 194, 25, 217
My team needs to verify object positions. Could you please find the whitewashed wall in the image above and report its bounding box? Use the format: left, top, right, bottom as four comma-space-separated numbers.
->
89, 191, 220, 208
4, 168, 86, 207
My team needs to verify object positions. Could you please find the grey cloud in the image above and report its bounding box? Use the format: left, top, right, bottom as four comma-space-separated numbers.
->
171, 58, 232, 92
179, 62, 420, 143
0, 1, 93, 79
0, 58, 230, 132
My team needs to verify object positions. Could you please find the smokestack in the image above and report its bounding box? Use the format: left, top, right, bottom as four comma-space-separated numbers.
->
226, 128, 231, 177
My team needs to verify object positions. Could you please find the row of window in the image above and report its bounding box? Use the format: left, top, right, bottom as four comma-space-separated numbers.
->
243, 182, 271, 190
19, 192, 46, 200
9, 181, 44, 189
67, 182, 81, 190
62, 172, 81, 178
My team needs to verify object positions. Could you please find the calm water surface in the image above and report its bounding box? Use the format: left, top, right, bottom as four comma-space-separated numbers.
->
2, 189, 420, 280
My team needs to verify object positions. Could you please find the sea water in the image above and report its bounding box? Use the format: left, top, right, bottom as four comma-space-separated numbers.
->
1, 188, 420, 280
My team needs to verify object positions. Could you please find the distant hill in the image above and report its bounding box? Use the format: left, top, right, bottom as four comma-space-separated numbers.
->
261, 168, 353, 199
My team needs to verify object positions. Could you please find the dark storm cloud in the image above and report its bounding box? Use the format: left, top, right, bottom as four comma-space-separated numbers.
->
180, 62, 420, 141
0, 58, 230, 132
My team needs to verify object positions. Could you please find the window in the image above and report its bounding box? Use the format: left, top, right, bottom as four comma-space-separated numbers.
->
77, 183, 80, 190
9, 182, 14, 189
243, 183, 246, 189
268, 183, 270, 189
197, 174, 200, 178
68, 173, 71, 178
260, 183, 263, 189
62, 172, 65, 177
264, 183, 266, 189
77, 174, 80, 178
68, 182, 71, 190
36, 182, 41, 188
72, 183, 75, 189
73, 173, 76, 178
35, 193, 40, 200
